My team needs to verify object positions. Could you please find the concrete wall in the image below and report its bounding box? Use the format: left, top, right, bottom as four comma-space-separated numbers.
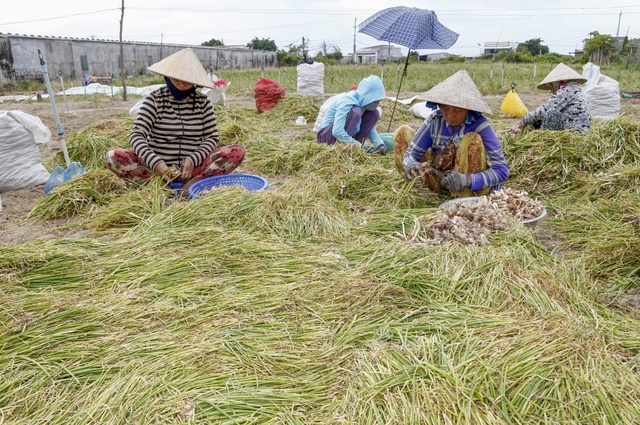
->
0, 33, 277, 85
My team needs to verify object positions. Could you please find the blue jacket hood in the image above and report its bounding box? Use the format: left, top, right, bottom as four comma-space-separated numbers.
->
354, 75, 386, 106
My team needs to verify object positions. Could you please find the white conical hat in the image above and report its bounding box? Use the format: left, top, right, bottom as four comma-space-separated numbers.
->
147, 48, 214, 88
417, 70, 491, 114
537, 63, 586, 90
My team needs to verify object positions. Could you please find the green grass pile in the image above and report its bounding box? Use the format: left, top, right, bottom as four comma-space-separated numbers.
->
2, 97, 640, 423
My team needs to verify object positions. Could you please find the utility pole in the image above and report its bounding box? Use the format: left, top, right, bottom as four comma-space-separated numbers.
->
353, 18, 357, 63
616, 11, 622, 37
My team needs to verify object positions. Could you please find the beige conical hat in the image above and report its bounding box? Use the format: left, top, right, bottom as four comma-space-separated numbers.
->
147, 48, 214, 88
417, 70, 491, 114
537, 63, 586, 90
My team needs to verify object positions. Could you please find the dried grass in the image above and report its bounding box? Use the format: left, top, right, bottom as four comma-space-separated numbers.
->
2, 99, 640, 424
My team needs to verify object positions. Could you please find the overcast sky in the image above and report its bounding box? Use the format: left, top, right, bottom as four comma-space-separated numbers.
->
2, 1, 639, 58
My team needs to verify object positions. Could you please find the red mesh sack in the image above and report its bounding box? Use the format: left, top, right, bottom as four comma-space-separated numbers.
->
254, 78, 285, 113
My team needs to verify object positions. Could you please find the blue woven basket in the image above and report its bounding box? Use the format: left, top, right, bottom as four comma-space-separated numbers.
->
188, 174, 268, 198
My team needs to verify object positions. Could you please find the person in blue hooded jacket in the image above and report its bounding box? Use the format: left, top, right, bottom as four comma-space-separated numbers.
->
315, 75, 387, 155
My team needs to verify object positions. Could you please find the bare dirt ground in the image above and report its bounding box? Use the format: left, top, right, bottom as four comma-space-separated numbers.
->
0, 97, 138, 246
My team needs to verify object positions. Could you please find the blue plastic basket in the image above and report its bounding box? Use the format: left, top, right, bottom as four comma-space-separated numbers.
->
188, 174, 269, 198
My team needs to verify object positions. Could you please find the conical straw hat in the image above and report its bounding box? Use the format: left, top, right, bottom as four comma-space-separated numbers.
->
148, 48, 214, 88
417, 70, 491, 114
537, 63, 586, 90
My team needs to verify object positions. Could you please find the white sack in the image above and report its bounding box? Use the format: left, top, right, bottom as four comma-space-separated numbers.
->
0, 110, 52, 192
313, 95, 339, 132
128, 84, 165, 115
297, 62, 325, 96
582, 62, 620, 120
409, 102, 436, 120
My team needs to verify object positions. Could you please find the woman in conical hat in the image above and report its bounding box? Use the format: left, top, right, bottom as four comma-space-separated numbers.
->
519, 63, 590, 133
106, 48, 244, 195
394, 70, 509, 198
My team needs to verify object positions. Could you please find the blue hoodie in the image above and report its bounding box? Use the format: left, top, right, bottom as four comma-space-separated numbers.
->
317, 75, 386, 148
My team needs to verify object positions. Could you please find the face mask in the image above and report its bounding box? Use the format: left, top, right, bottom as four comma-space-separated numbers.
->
364, 101, 379, 111
165, 77, 196, 100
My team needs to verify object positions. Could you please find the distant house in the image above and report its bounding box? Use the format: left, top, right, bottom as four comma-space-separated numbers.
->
349, 44, 403, 64
483, 41, 519, 55
418, 52, 451, 61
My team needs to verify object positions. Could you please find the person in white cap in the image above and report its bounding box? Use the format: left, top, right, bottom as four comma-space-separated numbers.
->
106, 48, 245, 194
394, 70, 509, 198
519, 63, 590, 133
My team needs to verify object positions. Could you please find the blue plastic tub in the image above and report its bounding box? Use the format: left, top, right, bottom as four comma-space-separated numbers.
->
188, 174, 269, 199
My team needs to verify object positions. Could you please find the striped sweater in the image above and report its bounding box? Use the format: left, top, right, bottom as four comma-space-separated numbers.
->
130, 86, 219, 171
403, 110, 509, 192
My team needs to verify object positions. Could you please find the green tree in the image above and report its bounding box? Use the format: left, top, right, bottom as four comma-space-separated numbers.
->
246, 37, 277, 52
276, 41, 308, 66
495, 50, 534, 63
328, 47, 343, 61
521, 38, 549, 56
314, 46, 343, 65
202, 38, 224, 47
583, 31, 616, 64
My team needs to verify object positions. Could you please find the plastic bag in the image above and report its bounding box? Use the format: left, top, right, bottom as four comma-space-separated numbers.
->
44, 165, 65, 194
500, 89, 528, 117
44, 162, 85, 194
204, 74, 230, 106
64, 161, 85, 181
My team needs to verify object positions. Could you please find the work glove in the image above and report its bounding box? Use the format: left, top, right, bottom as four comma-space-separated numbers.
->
439, 171, 470, 192
403, 163, 423, 181
362, 145, 375, 154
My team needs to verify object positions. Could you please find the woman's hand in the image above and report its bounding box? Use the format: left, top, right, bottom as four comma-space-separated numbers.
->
181, 158, 194, 180
154, 161, 170, 178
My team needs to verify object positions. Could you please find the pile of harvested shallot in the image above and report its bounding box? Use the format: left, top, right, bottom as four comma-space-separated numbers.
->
486, 188, 544, 221
424, 188, 544, 245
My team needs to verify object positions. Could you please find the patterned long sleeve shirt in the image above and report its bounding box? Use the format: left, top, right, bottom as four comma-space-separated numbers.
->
402, 110, 509, 192
130, 86, 219, 171
522, 83, 590, 133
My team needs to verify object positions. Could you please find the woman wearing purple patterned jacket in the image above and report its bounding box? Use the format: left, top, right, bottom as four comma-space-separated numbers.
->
519, 63, 590, 134
394, 70, 509, 198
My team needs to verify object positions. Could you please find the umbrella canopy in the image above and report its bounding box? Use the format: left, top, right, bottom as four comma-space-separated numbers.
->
358, 6, 458, 132
358, 6, 459, 51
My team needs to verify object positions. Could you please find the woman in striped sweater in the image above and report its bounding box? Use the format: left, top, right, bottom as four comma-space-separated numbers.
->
106, 48, 244, 194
